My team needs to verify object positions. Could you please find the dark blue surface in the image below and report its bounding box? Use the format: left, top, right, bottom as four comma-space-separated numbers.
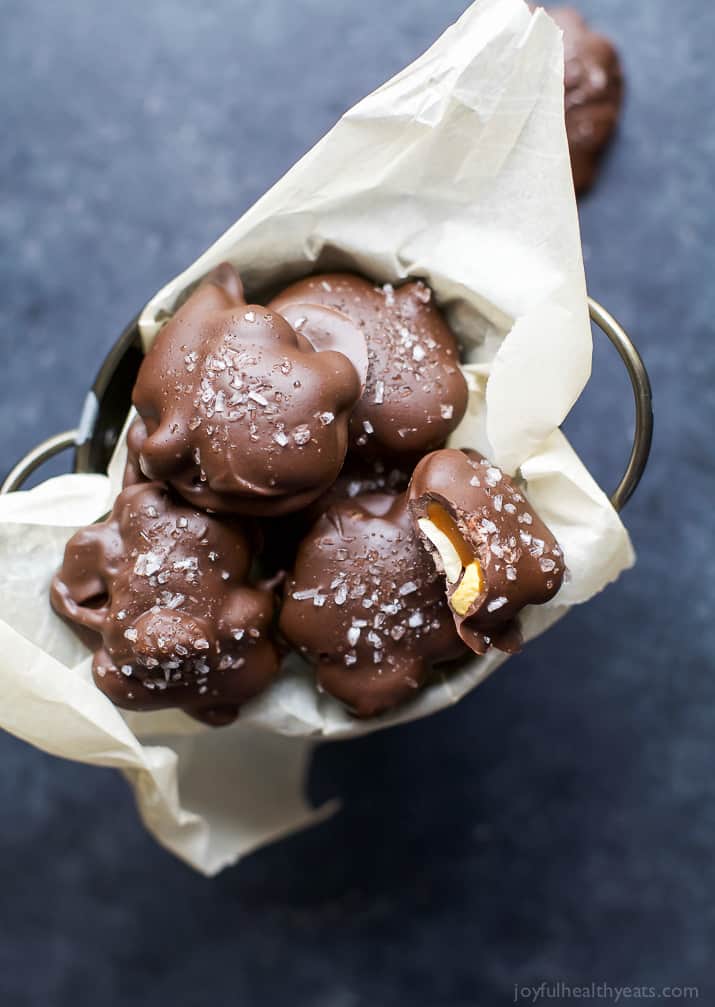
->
1, 1, 713, 1004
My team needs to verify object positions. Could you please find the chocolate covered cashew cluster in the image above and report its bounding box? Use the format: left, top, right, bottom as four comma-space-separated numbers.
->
408, 449, 565, 655
51, 482, 280, 725
270, 273, 468, 456
549, 6, 623, 193
279, 493, 466, 717
132, 264, 365, 516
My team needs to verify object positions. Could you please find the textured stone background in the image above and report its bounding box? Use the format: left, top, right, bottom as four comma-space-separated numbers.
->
1, 1, 713, 1004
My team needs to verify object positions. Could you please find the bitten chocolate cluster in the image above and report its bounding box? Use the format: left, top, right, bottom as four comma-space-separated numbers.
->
52, 264, 565, 723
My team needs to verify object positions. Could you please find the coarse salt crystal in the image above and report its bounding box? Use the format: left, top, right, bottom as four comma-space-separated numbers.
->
440, 403, 454, 420
486, 597, 507, 612
293, 424, 311, 446
134, 552, 163, 577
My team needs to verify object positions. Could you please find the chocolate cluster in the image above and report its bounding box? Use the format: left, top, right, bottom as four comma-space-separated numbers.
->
53, 265, 565, 722
51, 482, 279, 726
549, 6, 624, 193
409, 449, 564, 655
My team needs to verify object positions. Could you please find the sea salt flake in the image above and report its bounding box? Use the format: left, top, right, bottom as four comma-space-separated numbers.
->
362, 420, 374, 435
373, 381, 385, 405
318, 411, 334, 426
334, 584, 348, 606
134, 552, 163, 577
124, 627, 138, 642
408, 611, 424, 628
244, 310, 256, 322
292, 588, 316, 601
518, 512, 533, 525
273, 430, 289, 447
390, 625, 406, 641
292, 424, 311, 446
248, 390, 268, 406
232, 629, 245, 641
347, 627, 361, 647
486, 467, 502, 485
504, 503, 516, 514
194, 638, 210, 651
344, 653, 357, 666
493, 495, 503, 512
440, 403, 454, 420
539, 557, 556, 573
506, 566, 517, 581
120, 665, 133, 677
312, 594, 326, 607
412, 344, 425, 362
214, 390, 226, 413
481, 519, 498, 534
399, 581, 418, 596
469, 476, 481, 487
487, 597, 508, 612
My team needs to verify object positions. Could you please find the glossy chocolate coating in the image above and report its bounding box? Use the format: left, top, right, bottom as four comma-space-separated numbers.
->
123, 415, 148, 487
132, 264, 363, 516
549, 6, 623, 193
269, 274, 468, 456
408, 449, 564, 655
279, 493, 466, 717
51, 482, 280, 726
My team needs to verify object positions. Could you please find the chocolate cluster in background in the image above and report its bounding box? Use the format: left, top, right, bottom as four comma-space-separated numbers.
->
53, 265, 565, 722
546, 5, 624, 193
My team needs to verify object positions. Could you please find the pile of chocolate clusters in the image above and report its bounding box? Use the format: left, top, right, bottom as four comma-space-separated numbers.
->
52, 265, 565, 725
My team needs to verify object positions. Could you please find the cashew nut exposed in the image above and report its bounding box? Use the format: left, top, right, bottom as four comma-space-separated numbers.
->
417, 504, 483, 616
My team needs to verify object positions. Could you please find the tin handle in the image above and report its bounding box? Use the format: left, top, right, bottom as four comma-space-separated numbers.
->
0, 430, 78, 495
588, 297, 653, 511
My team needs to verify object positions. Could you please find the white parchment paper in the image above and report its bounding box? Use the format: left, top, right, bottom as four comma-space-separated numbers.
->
0, 0, 634, 874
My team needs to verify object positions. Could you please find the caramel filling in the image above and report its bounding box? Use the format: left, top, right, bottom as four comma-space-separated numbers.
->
418, 503, 484, 616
